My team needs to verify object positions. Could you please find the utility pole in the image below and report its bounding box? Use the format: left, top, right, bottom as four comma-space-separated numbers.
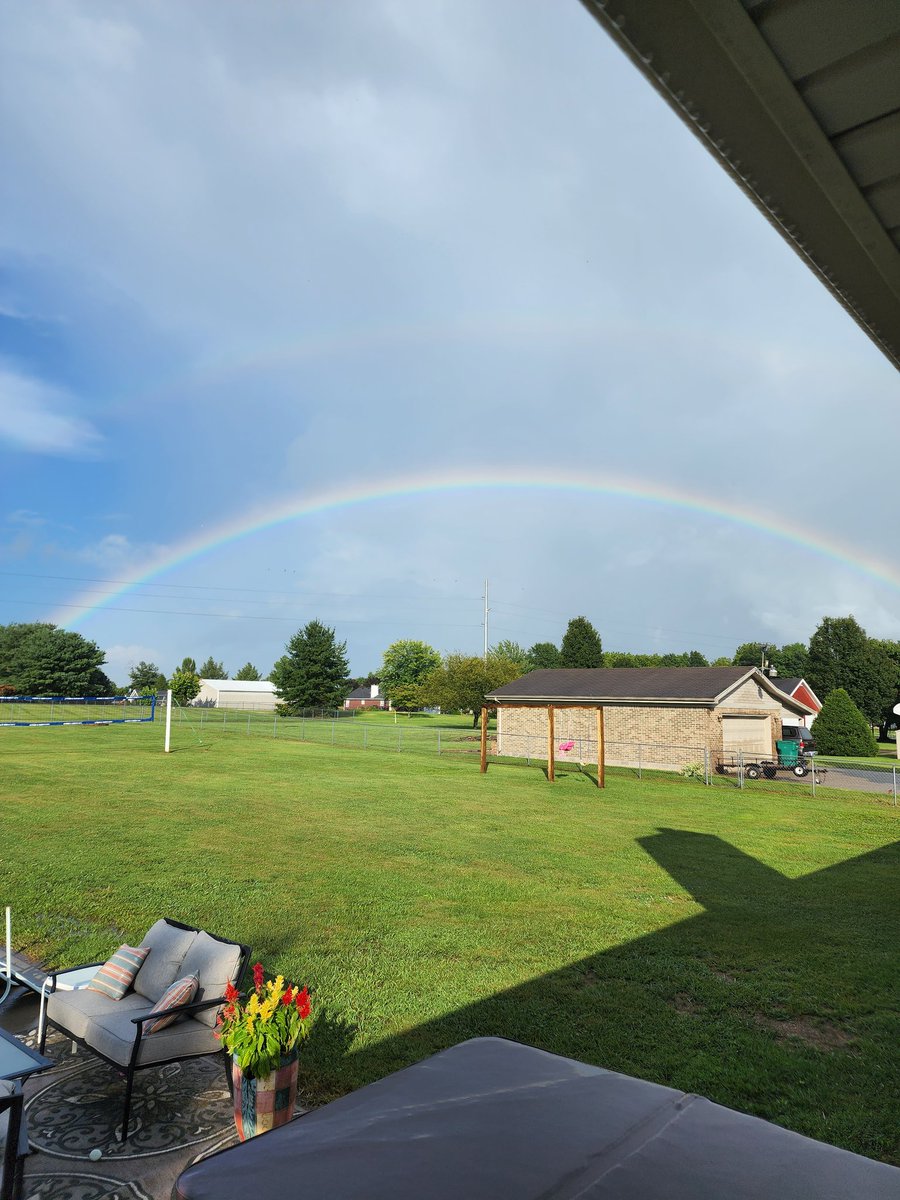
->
483, 579, 490, 662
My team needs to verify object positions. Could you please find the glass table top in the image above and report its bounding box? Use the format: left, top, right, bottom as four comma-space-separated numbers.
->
0, 1027, 53, 1082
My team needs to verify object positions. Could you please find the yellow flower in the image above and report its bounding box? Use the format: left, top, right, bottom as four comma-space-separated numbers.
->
247, 993, 260, 1016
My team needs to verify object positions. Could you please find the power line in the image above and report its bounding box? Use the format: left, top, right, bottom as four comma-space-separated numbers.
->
4, 598, 482, 629
0, 569, 480, 604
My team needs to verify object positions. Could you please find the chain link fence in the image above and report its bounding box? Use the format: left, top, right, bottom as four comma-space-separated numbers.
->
169, 706, 899, 804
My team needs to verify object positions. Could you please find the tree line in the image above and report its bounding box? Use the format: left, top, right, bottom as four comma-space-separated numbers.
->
1, 614, 897, 744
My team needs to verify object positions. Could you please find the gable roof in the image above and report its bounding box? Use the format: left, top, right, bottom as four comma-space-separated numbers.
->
579, 1, 900, 371
487, 666, 812, 713
346, 686, 382, 700
769, 676, 823, 709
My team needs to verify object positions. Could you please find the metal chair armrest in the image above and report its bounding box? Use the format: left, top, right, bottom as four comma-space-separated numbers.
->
44, 962, 104, 993
131, 994, 228, 1025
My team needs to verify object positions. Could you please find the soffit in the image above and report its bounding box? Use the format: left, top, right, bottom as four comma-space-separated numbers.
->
578, 0, 900, 370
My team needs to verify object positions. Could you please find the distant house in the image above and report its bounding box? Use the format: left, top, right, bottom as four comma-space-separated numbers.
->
344, 684, 387, 710
768, 677, 822, 725
486, 666, 813, 771
193, 678, 278, 711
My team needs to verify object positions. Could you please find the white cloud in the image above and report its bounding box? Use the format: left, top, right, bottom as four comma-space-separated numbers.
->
0, 359, 102, 456
75, 534, 134, 566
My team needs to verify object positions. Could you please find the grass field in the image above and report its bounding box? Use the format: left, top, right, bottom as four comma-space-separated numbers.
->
2, 720, 898, 1163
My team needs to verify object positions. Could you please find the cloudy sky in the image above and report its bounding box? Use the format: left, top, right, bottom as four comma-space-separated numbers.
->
2, 0, 898, 684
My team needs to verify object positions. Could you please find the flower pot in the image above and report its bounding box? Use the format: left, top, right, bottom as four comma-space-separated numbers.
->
232, 1050, 299, 1140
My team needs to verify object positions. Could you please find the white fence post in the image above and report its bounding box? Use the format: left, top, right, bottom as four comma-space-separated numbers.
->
164, 689, 172, 753
893, 767, 897, 807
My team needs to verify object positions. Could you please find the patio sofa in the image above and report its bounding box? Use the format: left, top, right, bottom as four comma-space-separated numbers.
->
39, 918, 250, 1141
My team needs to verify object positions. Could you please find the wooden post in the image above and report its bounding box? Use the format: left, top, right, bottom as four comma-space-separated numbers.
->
480, 707, 488, 773
596, 707, 605, 789
547, 706, 555, 782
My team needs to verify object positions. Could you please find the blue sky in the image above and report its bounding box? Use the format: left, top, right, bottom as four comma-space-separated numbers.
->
2, 0, 898, 684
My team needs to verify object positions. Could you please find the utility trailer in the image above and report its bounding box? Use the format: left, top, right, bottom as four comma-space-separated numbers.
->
716, 740, 827, 782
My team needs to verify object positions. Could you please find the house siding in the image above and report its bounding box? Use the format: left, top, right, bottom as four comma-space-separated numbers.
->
498, 704, 717, 771
497, 696, 782, 769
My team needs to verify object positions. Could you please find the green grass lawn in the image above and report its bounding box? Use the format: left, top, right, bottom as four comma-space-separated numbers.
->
817, 753, 898, 771
2, 721, 898, 1164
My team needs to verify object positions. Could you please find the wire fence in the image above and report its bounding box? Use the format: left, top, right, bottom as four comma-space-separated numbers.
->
169, 706, 899, 805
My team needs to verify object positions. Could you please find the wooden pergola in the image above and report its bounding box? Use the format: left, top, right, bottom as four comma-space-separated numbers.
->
480, 704, 605, 787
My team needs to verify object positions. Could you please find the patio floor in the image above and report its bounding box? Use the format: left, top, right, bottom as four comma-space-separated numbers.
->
1, 987, 252, 1200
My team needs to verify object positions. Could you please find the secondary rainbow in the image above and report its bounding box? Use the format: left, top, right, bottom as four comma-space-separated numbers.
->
52, 468, 900, 628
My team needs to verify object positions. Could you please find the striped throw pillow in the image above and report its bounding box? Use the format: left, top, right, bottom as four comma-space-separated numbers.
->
144, 974, 199, 1034
88, 945, 150, 1001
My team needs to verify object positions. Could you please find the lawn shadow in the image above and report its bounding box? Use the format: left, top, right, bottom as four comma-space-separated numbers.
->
332, 830, 900, 1163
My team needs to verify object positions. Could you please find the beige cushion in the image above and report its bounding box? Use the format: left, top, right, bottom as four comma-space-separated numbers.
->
179, 932, 242, 1027
134, 920, 197, 1003
47, 988, 149, 1042
85, 1009, 219, 1066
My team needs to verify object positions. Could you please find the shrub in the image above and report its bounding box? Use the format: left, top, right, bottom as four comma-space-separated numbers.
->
812, 689, 878, 757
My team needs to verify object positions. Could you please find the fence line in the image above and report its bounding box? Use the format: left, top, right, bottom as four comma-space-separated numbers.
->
170, 707, 898, 803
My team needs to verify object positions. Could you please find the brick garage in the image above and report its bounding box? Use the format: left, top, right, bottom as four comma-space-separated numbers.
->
486, 667, 812, 773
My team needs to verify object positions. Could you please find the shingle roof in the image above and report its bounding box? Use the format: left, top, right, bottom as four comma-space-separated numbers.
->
347, 686, 381, 700
770, 677, 803, 696
487, 666, 769, 705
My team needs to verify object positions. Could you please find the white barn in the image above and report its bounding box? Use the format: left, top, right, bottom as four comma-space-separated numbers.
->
194, 679, 278, 711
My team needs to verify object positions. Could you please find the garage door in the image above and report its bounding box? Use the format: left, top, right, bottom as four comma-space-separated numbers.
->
722, 717, 772, 756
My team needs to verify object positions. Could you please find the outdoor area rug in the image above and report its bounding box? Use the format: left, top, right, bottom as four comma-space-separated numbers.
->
2, 993, 304, 1200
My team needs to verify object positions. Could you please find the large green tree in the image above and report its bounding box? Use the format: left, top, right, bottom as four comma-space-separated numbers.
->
179, 657, 197, 674
235, 662, 262, 681
812, 689, 878, 757
420, 653, 523, 728
199, 657, 226, 679
489, 641, 530, 671
807, 616, 895, 724
270, 620, 349, 713
528, 642, 560, 670
732, 642, 767, 668
769, 642, 810, 679
379, 640, 440, 701
0, 623, 110, 695
869, 639, 900, 742
129, 661, 162, 692
559, 617, 602, 668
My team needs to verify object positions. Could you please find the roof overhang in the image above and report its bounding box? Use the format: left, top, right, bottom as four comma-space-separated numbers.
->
578, 0, 900, 371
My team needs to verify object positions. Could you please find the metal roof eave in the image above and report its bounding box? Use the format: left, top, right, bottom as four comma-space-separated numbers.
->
578, 0, 900, 372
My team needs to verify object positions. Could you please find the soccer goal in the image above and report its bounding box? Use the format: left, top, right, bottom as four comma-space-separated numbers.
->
0, 694, 157, 727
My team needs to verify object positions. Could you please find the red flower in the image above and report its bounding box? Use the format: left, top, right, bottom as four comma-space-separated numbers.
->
224, 981, 239, 1002
295, 986, 311, 1020
252, 962, 264, 991
282, 987, 293, 1006
223, 1004, 235, 1020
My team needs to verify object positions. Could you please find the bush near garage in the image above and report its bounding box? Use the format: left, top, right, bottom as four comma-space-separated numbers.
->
812, 689, 878, 757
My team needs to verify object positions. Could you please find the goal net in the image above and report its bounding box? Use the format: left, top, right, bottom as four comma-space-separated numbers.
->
0, 694, 157, 727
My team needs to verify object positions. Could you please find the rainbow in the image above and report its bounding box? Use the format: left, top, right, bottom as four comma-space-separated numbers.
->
52, 467, 900, 628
